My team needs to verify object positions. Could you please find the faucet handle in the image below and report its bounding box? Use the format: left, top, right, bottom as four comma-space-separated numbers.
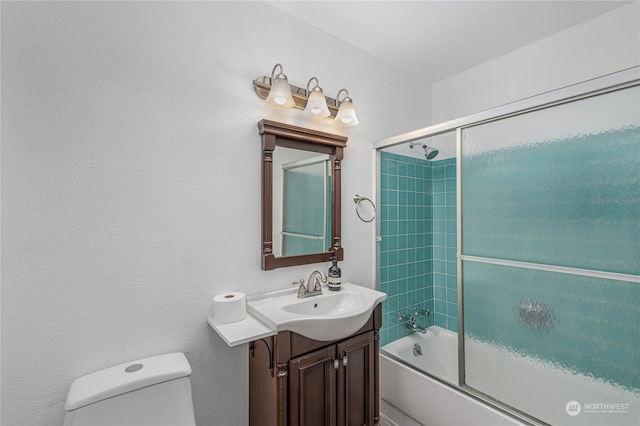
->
397, 312, 407, 321
312, 276, 322, 291
414, 307, 430, 317
293, 279, 306, 298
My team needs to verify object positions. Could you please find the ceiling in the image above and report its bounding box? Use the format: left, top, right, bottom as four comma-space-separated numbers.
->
267, 1, 631, 83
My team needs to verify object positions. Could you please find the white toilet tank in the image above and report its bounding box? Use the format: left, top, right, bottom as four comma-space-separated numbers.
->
63, 352, 196, 426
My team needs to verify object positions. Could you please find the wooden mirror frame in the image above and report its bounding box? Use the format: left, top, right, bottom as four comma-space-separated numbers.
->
259, 120, 347, 270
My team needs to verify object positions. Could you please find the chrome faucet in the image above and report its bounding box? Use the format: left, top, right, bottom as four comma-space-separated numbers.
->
306, 270, 326, 296
292, 271, 325, 299
398, 312, 427, 334
406, 316, 427, 334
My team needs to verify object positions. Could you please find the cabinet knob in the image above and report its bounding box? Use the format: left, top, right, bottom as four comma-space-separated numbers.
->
342, 356, 348, 367
333, 359, 340, 370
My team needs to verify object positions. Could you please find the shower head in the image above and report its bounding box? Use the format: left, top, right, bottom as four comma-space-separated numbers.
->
409, 143, 439, 160
424, 146, 439, 160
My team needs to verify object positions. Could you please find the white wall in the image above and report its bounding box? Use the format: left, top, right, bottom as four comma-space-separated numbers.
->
432, 2, 640, 122
0, 2, 431, 425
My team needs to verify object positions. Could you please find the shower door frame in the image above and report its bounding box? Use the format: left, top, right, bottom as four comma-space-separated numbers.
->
373, 66, 640, 426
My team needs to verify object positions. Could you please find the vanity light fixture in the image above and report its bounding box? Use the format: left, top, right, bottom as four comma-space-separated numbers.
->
304, 77, 330, 118
253, 63, 359, 126
264, 64, 295, 108
334, 89, 359, 126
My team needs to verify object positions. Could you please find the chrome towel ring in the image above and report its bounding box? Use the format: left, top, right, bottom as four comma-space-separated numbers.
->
353, 194, 376, 223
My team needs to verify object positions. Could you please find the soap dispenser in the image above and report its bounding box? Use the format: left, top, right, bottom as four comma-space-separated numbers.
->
328, 258, 341, 291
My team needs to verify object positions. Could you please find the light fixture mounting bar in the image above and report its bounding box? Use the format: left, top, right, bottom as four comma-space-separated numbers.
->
253, 76, 341, 118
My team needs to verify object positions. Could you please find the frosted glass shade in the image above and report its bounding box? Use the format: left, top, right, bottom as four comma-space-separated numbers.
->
335, 99, 359, 126
265, 77, 295, 108
304, 90, 330, 118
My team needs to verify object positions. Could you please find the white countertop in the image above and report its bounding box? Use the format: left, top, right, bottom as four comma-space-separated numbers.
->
207, 314, 276, 347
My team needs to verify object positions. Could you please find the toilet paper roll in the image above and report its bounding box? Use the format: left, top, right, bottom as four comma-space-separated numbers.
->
213, 292, 247, 324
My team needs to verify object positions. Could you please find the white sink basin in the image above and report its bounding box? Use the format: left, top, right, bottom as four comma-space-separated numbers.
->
247, 282, 387, 341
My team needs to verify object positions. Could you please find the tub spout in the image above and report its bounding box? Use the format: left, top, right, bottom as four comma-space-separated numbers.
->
406, 316, 427, 334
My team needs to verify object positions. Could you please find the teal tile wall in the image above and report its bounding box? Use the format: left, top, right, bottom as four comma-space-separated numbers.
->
432, 158, 458, 332
462, 126, 640, 390
379, 152, 433, 345
379, 153, 458, 346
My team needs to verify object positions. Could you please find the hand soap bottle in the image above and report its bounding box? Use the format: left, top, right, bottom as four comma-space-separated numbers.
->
328, 258, 341, 291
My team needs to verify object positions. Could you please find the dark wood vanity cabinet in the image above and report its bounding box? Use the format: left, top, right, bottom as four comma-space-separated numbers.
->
249, 305, 382, 426
290, 332, 375, 426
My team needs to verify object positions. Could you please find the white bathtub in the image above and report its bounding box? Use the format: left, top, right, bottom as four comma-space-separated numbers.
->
381, 326, 459, 385
381, 326, 520, 426
380, 326, 640, 426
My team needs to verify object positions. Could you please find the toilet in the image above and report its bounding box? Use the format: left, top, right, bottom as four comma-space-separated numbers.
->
63, 352, 196, 426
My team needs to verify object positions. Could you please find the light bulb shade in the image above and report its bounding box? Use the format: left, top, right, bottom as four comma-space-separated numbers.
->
265, 76, 295, 108
335, 98, 359, 126
304, 90, 330, 118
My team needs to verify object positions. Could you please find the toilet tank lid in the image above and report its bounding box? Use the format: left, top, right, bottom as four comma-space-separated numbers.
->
64, 352, 192, 411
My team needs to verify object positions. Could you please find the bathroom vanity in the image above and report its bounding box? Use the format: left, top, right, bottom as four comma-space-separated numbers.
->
249, 304, 382, 426
206, 120, 386, 425
208, 282, 385, 425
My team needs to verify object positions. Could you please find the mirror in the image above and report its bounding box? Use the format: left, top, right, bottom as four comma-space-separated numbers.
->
259, 120, 347, 270
273, 148, 331, 258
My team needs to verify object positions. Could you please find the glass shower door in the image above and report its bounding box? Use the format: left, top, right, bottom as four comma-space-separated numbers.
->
460, 85, 640, 425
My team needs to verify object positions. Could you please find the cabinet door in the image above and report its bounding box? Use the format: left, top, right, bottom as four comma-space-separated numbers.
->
289, 345, 337, 426
336, 332, 375, 426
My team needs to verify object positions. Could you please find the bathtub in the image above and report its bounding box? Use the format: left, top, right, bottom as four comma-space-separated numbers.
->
381, 325, 459, 385
380, 325, 640, 426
